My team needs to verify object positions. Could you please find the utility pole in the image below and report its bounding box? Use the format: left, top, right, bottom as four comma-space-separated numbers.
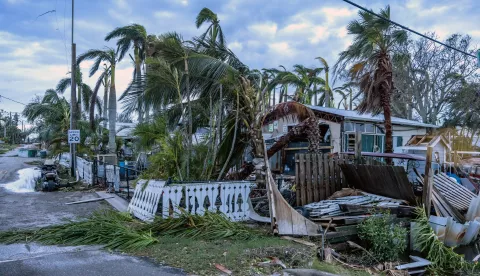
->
9, 112, 12, 144
69, 0, 77, 177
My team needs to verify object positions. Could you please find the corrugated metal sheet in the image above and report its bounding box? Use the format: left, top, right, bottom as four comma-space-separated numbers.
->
306, 105, 439, 128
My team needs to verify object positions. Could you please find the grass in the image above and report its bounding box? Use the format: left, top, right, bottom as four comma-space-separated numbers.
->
0, 209, 366, 275
133, 236, 315, 275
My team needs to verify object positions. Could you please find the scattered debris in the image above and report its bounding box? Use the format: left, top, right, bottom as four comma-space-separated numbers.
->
395, 255, 431, 275
281, 236, 317, 247
282, 268, 340, 276
214, 263, 232, 275
257, 256, 287, 269
65, 196, 114, 205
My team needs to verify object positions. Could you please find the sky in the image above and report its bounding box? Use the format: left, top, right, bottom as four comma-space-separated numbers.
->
0, 0, 479, 122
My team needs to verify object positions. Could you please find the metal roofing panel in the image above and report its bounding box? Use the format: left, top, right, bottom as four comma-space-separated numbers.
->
306, 105, 439, 128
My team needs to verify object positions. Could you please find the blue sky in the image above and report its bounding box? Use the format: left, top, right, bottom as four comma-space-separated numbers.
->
0, 0, 479, 119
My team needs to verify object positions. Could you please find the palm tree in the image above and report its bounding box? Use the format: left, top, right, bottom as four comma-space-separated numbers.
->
269, 65, 324, 104
105, 24, 147, 123
315, 57, 333, 107
335, 5, 407, 154
101, 64, 110, 129
77, 48, 122, 152
56, 65, 101, 116
196, 8, 225, 46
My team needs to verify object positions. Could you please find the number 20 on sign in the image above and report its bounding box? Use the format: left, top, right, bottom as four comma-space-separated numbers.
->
68, 130, 80, 144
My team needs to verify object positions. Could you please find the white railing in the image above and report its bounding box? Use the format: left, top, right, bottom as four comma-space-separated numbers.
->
128, 180, 253, 222
57, 153, 120, 189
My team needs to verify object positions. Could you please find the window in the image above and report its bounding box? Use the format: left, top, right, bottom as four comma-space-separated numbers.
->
355, 123, 364, 132
344, 122, 354, 131
365, 123, 374, 133
396, 136, 403, 147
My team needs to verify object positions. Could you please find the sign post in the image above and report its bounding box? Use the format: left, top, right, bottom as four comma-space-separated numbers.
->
68, 130, 80, 177
68, 130, 81, 144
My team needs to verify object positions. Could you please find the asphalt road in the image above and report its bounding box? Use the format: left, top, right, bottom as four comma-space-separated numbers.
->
0, 149, 185, 276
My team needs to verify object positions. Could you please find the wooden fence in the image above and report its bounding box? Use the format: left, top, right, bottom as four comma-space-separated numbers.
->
295, 153, 349, 206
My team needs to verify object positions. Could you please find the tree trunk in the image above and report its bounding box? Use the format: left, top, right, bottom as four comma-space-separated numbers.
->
135, 47, 144, 124
108, 65, 117, 153
185, 58, 191, 180
217, 90, 239, 180
103, 77, 108, 129
324, 69, 330, 107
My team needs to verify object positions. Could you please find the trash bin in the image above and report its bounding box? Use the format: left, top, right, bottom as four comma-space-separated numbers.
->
27, 149, 37, 157
119, 161, 125, 179
39, 150, 47, 158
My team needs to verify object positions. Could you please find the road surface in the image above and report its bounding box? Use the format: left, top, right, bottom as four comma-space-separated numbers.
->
0, 149, 184, 276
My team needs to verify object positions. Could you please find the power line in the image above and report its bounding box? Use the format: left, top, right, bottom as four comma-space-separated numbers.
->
0, 95, 27, 106
341, 0, 477, 59
54, 0, 70, 71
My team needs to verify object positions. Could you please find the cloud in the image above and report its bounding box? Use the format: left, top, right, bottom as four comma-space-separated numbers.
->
248, 22, 277, 40
154, 11, 176, 19
228, 41, 243, 52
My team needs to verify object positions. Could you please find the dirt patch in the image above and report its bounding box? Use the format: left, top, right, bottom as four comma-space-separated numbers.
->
133, 236, 316, 275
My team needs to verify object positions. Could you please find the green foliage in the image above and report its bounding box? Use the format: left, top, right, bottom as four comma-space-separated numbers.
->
151, 209, 257, 240
412, 207, 479, 274
0, 210, 157, 251
357, 212, 407, 262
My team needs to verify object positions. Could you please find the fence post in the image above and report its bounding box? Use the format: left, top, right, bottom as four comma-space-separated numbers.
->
423, 146, 433, 216
126, 167, 130, 200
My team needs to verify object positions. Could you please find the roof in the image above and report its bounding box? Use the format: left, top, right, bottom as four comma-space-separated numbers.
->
341, 151, 426, 161
405, 134, 451, 151
306, 105, 439, 128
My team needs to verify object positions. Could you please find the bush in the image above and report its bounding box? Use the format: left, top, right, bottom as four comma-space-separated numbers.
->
357, 213, 407, 262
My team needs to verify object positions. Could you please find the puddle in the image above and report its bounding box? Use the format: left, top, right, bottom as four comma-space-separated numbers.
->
2, 168, 41, 193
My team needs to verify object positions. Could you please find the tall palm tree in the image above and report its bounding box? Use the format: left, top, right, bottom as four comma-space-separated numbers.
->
315, 57, 333, 107
101, 64, 110, 129
335, 5, 407, 154
196, 8, 225, 46
56, 65, 101, 115
269, 65, 323, 104
77, 48, 122, 152
105, 24, 147, 123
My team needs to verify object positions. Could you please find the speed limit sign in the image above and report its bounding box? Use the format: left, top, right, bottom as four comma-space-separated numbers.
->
68, 130, 80, 144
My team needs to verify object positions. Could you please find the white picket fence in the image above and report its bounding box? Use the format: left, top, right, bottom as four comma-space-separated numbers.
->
58, 153, 120, 189
128, 180, 253, 222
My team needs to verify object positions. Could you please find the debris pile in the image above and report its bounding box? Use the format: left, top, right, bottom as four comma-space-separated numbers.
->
301, 188, 414, 242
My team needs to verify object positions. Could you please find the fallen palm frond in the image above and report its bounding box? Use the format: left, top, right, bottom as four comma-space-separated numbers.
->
0, 210, 157, 251
413, 207, 479, 274
151, 209, 257, 240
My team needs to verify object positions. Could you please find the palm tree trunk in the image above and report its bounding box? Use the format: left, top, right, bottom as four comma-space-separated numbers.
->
325, 70, 330, 107
185, 58, 192, 180
108, 65, 117, 153
103, 79, 108, 129
135, 47, 144, 124
217, 90, 239, 180
273, 87, 276, 106
314, 83, 318, 106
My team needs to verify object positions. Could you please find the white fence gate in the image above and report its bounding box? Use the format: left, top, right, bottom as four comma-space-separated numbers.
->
128, 181, 253, 222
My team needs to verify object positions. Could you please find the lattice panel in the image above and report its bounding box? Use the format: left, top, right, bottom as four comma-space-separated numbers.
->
128, 180, 165, 222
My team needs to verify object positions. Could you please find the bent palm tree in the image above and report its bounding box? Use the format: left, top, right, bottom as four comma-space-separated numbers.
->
77, 48, 122, 152
335, 5, 407, 154
105, 24, 147, 123
196, 8, 225, 46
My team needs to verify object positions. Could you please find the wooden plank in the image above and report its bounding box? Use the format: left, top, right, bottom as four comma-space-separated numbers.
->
65, 196, 114, 205
329, 155, 335, 196
423, 146, 433, 215
355, 130, 362, 164
306, 154, 313, 204
334, 156, 341, 194
319, 154, 325, 200
312, 154, 320, 202
295, 154, 300, 206
324, 154, 330, 198
299, 154, 307, 206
